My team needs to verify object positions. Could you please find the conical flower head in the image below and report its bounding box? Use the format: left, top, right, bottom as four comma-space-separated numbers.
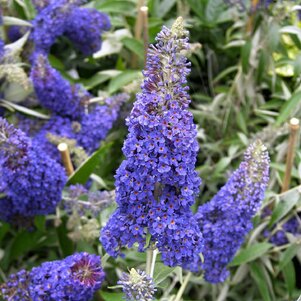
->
101, 18, 203, 271
0, 117, 66, 221
196, 140, 269, 283
118, 269, 156, 301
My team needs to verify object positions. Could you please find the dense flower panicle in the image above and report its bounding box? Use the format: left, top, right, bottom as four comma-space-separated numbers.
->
31, 0, 75, 53
196, 140, 269, 283
30, 252, 105, 301
118, 269, 156, 301
0, 39, 4, 58
64, 184, 115, 217
0, 253, 105, 301
31, 0, 109, 54
32, 93, 128, 160
31, 54, 89, 118
77, 93, 129, 153
8, 26, 28, 42
101, 18, 203, 271
266, 215, 301, 246
65, 7, 111, 55
34, 115, 75, 161
0, 118, 66, 219
15, 114, 46, 137
0, 269, 31, 300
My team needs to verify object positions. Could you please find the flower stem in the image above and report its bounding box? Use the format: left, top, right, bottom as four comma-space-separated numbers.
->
173, 272, 192, 301
149, 248, 158, 278
146, 248, 152, 276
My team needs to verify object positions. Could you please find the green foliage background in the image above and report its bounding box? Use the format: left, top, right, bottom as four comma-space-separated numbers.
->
1, 0, 301, 300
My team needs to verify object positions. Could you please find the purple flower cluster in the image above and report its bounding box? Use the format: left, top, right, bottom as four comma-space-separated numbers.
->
64, 184, 115, 217
31, 0, 110, 55
0, 117, 66, 221
0, 39, 4, 59
77, 93, 130, 153
267, 214, 301, 246
31, 54, 89, 119
65, 7, 110, 55
30, 93, 128, 160
118, 269, 156, 301
196, 141, 269, 283
100, 18, 203, 271
262, 208, 301, 246
0, 252, 105, 301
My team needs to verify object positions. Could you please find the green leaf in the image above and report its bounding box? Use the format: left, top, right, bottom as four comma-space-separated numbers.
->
95, 0, 136, 14
9, 231, 43, 261
213, 157, 232, 177
67, 143, 113, 185
108, 70, 142, 94
154, 0, 176, 18
241, 40, 252, 74
0, 223, 10, 244
100, 292, 124, 301
249, 262, 271, 301
186, 0, 205, 20
2, 16, 32, 27
205, 0, 225, 25
56, 223, 74, 257
122, 37, 144, 60
82, 70, 121, 90
282, 260, 296, 298
229, 243, 273, 267
34, 215, 46, 233
278, 243, 300, 272
276, 90, 301, 125
153, 262, 175, 285
268, 189, 299, 227
0, 99, 49, 119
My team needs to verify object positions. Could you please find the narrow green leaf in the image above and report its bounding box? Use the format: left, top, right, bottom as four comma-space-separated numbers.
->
82, 70, 121, 90
155, 0, 176, 18
229, 243, 273, 267
108, 71, 142, 94
268, 189, 299, 227
249, 262, 271, 301
278, 243, 300, 272
67, 143, 113, 185
122, 37, 144, 60
276, 91, 301, 125
282, 260, 296, 297
213, 157, 232, 177
153, 262, 175, 285
0, 99, 49, 119
95, 0, 136, 14
100, 292, 124, 301
241, 40, 252, 74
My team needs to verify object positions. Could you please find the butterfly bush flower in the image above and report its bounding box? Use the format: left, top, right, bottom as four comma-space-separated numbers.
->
0, 40, 4, 58
0, 252, 105, 301
34, 115, 75, 161
65, 7, 111, 55
0, 117, 66, 220
77, 93, 129, 153
196, 140, 269, 283
31, 0, 110, 55
64, 184, 115, 217
31, 0, 76, 53
31, 54, 89, 119
32, 93, 128, 159
101, 18, 203, 271
118, 268, 156, 301
0, 269, 31, 300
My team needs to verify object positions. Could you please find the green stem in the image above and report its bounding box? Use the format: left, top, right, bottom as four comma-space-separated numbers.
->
173, 272, 192, 301
146, 249, 153, 275
149, 248, 158, 278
